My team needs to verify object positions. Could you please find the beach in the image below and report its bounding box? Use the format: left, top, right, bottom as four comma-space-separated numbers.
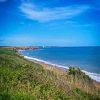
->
23, 55, 67, 75
19, 47, 100, 82
18, 54, 100, 89
18, 53, 100, 85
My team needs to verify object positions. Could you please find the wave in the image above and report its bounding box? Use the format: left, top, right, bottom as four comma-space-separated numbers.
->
82, 70, 100, 82
24, 55, 100, 82
24, 56, 69, 69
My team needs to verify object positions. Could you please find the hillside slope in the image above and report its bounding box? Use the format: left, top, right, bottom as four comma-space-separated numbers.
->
0, 47, 100, 100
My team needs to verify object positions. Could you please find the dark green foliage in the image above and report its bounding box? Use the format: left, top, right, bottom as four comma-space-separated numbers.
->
68, 67, 76, 75
68, 67, 92, 81
0, 47, 100, 100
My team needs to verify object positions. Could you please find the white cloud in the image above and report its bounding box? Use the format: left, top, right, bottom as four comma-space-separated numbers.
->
19, 2, 90, 22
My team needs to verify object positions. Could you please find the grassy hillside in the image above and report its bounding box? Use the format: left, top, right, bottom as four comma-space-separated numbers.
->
0, 47, 100, 100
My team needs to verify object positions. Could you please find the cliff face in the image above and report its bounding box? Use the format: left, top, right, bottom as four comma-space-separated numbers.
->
0, 46, 41, 50
13, 46, 40, 50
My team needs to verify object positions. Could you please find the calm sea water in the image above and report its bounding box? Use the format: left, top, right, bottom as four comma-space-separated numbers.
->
19, 47, 100, 74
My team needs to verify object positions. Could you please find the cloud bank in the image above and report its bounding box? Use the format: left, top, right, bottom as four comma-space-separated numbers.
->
19, 2, 90, 22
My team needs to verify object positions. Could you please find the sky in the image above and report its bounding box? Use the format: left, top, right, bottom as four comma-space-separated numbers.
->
0, 0, 100, 46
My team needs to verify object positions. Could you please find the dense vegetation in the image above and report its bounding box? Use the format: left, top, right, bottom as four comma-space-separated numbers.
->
0, 47, 100, 100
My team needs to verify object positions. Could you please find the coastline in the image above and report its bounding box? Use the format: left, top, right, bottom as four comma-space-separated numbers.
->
1, 47, 100, 99
23, 55, 67, 75
18, 50, 100, 83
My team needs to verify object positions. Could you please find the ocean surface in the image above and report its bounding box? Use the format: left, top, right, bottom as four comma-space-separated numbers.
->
19, 47, 100, 82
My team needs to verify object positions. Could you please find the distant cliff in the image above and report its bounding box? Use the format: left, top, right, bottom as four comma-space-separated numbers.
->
0, 46, 42, 50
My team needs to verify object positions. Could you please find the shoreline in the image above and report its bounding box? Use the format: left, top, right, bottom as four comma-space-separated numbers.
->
24, 55, 100, 83
23, 56, 67, 76
18, 50, 100, 83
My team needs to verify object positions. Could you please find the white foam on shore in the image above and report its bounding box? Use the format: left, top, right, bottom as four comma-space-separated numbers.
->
24, 55, 100, 82
82, 70, 100, 82
24, 56, 68, 69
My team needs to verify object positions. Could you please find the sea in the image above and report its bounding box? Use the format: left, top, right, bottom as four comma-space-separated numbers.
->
18, 47, 100, 82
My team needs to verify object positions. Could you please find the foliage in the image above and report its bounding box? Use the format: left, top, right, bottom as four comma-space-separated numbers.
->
0, 47, 100, 100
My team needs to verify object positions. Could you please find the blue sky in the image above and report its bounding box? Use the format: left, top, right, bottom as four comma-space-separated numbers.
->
0, 0, 100, 46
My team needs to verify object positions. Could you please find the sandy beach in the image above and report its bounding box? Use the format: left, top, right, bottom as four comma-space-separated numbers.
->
23, 55, 67, 76
18, 52, 100, 85
25, 56, 100, 88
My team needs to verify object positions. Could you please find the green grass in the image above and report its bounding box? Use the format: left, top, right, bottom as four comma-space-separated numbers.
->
0, 47, 100, 100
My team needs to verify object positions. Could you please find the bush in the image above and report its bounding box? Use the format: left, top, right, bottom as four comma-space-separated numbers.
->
68, 67, 76, 76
